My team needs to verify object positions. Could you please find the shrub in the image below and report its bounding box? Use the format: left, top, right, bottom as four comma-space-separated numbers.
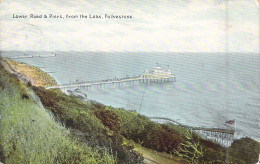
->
32, 86, 144, 163
91, 101, 106, 110
21, 93, 29, 99
230, 137, 260, 164
94, 110, 121, 132
105, 107, 184, 154
174, 130, 204, 164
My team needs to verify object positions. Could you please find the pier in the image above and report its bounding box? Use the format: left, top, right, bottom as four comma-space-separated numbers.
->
46, 76, 176, 90
46, 64, 176, 90
149, 117, 235, 147
9, 53, 56, 59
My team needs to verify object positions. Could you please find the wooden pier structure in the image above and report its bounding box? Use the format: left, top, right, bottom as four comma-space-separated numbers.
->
10, 54, 56, 59
149, 117, 235, 147
46, 76, 176, 90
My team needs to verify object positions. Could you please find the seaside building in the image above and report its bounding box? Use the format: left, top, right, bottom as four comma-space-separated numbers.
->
141, 64, 174, 79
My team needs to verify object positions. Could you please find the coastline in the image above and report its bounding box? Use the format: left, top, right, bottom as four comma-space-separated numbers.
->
0, 57, 57, 87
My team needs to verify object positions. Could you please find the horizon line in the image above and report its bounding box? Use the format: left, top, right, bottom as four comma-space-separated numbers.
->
0, 50, 259, 54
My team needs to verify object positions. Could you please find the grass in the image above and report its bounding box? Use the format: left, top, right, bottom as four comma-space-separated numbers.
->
4, 58, 57, 87
0, 62, 115, 164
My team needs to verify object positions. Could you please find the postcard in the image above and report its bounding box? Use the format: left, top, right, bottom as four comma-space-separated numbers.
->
0, 0, 259, 163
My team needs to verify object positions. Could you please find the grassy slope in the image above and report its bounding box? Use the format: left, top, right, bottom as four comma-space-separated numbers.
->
0, 60, 115, 163
3, 58, 57, 87
1, 58, 143, 163
32, 86, 145, 164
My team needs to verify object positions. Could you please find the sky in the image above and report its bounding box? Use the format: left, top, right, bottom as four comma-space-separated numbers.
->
0, 0, 259, 52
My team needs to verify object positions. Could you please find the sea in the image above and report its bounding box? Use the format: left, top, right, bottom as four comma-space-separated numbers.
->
1, 51, 259, 142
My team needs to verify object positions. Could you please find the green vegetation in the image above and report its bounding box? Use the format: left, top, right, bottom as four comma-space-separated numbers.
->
32, 87, 143, 163
1, 58, 259, 164
174, 130, 203, 164
124, 139, 186, 164
104, 107, 185, 154
94, 109, 121, 132
229, 137, 260, 164
101, 105, 260, 164
0, 62, 115, 163
32, 87, 260, 164
4, 58, 57, 87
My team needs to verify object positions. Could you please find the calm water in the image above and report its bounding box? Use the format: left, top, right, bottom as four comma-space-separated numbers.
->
2, 51, 260, 141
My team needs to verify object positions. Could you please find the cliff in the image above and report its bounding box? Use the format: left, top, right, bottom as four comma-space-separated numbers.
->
0, 58, 115, 164
0, 58, 57, 87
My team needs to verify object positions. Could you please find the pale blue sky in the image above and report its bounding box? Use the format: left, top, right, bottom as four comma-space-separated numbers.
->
0, 0, 259, 52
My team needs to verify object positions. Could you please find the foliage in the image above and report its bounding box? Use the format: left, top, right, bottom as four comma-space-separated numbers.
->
230, 137, 260, 164
32, 86, 143, 163
142, 123, 184, 153
199, 146, 225, 163
174, 130, 204, 164
94, 109, 121, 132
0, 63, 115, 164
105, 107, 184, 154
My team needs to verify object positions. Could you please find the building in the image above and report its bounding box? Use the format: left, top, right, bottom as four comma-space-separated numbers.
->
141, 64, 174, 79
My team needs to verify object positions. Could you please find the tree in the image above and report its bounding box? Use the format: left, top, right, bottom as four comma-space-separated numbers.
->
175, 130, 204, 164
